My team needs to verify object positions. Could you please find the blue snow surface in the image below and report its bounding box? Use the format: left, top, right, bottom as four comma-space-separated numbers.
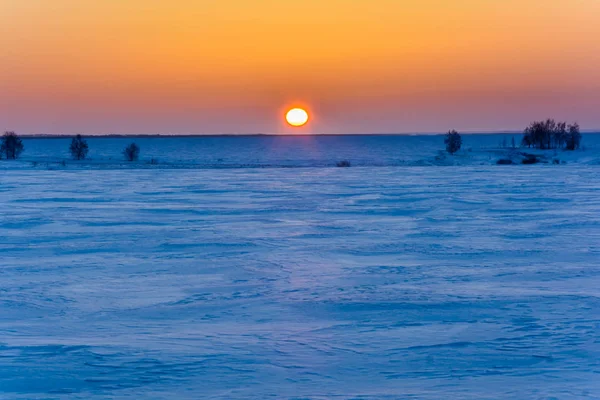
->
1, 134, 600, 399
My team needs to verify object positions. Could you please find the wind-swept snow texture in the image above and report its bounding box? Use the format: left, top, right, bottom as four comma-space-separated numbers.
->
1, 135, 600, 399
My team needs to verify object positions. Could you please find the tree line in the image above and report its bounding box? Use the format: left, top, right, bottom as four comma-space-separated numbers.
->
520, 119, 582, 150
0, 132, 141, 162
444, 119, 582, 154
0, 121, 585, 162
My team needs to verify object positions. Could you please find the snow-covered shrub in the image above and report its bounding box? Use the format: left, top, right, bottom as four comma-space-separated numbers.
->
123, 143, 140, 161
444, 130, 462, 154
69, 134, 89, 160
0, 131, 24, 160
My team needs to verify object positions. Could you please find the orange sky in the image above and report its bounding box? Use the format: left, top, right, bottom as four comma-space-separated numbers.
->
1, 0, 600, 134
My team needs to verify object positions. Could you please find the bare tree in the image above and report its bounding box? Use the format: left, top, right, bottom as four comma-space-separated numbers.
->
554, 122, 567, 149
565, 123, 582, 150
123, 143, 140, 161
445, 130, 462, 154
0, 131, 24, 160
69, 134, 89, 160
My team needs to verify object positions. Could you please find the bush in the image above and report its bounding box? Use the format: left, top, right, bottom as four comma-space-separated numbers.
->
444, 130, 462, 154
0, 131, 24, 160
69, 134, 89, 160
522, 119, 580, 150
123, 143, 140, 161
336, 160, 351, 167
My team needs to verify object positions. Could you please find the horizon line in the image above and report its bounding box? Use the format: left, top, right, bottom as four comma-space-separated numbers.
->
14, 130, 600, 138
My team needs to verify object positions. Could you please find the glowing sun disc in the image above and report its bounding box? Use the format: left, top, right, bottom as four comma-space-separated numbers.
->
286, 108, 309, 127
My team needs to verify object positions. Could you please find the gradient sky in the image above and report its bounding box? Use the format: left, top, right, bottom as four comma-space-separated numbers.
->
1, 0, 600, 134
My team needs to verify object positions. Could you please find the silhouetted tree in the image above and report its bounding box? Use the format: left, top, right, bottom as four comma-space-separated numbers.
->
511, 136, 516, 149
0, 131, 24, 160
523, 119, 554, 149
522, 119, 580, 150
445, 130, 462, 154
521, 132, 532, 148
565, 123, 582, 150
554, 122, 567, 149
123, 143, 140, 161
69, 134, 89, 160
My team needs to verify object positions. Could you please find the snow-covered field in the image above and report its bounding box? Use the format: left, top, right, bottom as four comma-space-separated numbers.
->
6, 133, 600, 169
1, 136, 600, 398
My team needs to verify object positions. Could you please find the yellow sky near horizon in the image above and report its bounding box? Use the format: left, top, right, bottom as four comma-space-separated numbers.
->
1, 0, 600, 134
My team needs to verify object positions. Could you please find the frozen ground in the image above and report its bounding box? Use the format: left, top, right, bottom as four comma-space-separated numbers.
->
1, 136, 600, 398
5, 133, 600, 169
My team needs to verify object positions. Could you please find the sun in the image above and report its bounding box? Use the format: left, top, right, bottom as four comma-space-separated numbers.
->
286, 108, 309, 127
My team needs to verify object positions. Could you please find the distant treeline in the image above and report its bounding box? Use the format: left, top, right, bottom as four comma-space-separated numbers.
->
443, 120, 581, 155
521, 119, 581, 150
0, 131, 142, 162
0, 121, 584, 163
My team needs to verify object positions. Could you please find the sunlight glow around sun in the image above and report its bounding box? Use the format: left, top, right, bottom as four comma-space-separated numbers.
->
286, 108, 309, 127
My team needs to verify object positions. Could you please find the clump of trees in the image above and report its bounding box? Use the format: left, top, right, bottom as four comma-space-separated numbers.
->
69, 134, 89, 160
522, 119, 581, 150
123, 143, 140, 161
445, 130, 462, 154
0, 131, 24, 160
565, 123, 582, 151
